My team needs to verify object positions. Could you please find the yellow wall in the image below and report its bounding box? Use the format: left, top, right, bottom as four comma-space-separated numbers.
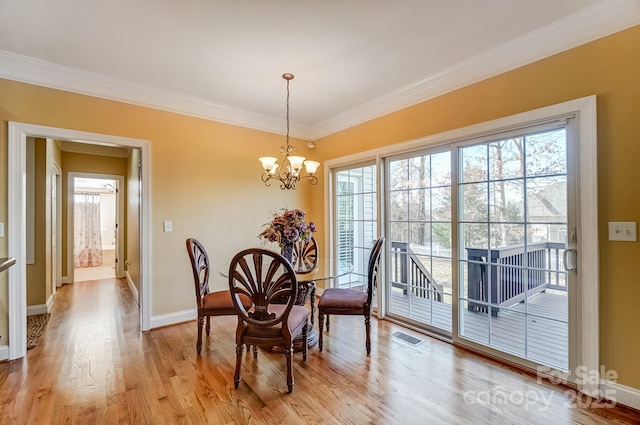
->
311, 25, 640, 389
26, 138, 47, 307
0, 77, 311, 341
24, 137, 60, 311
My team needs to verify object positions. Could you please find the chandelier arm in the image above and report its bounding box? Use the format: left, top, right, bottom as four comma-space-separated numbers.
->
302, 175, 319, 185
261, 173, 273, 186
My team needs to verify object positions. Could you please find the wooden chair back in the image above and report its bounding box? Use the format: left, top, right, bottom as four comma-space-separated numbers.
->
288, 237, 319, 274
186, 238, 210, 308
229, 248, 298, 332
366, 237, 385, 307
228, 248, 308, 392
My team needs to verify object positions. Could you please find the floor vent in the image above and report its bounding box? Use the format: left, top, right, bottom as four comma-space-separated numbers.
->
391, 331, 423, 346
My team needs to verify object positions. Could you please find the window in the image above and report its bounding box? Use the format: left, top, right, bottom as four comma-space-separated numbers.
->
333, 163, 378, 305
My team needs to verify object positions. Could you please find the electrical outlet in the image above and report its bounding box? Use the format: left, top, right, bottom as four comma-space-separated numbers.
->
608, 222, 637, 242
163, 221, 173, 233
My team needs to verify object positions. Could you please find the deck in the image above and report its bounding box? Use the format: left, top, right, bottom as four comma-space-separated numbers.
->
386, 290, 568, 371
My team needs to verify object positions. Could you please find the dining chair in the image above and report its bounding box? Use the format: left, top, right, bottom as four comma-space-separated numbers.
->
288, 237, 319, 274
317, 237, 384, 355
185, 238, 251, 355
283, 236, 319, 318
228, 248, 309, 393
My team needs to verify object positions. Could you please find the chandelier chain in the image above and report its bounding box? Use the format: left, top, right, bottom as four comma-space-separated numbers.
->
286, 76, 290, 150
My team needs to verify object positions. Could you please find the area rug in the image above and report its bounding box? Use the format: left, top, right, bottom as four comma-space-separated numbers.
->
27, 313, 50, 349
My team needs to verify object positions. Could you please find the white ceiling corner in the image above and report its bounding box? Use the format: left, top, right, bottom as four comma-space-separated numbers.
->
0, 0, 638, 141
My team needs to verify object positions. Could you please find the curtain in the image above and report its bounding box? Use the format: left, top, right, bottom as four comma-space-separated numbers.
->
74, 192, 103, 267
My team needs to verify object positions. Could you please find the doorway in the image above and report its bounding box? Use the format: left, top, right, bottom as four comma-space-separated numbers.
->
51, 161, 62, 294
72, 177, 120, 282
7, 122, 152, 361
383, 120, 576, 373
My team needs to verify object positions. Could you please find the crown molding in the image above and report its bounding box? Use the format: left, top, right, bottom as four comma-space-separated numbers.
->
309, 0, 640, 139
0, 50, 312, 139
0, 0, 638, 140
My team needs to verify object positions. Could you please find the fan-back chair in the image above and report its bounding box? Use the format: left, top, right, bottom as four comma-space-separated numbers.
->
288, 236, 319, 274
283, 237, 319, 331
318, 237, 384, 355
185, 238, 251, 355
229, 248, 309, 393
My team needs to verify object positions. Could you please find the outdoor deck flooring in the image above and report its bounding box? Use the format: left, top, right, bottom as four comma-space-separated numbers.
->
388, 290, 569, 370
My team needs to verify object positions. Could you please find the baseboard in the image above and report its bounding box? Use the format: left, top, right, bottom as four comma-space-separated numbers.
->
601, 379, 640, 411
61, 276, 71, 284
150, 309, 197, 329
27, 299, 49, 316
125, 271, 139, 305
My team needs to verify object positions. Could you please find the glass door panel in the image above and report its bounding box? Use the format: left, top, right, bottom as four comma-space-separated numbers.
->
457, 128, 569, 371
334, 164, 378, 307
386, 151, 452, 333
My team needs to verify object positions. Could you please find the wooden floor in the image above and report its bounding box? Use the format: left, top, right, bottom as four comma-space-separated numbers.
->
389, 291, 569, 370
1, 279, 639, 425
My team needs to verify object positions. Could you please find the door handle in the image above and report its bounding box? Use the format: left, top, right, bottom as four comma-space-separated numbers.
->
563, 249, 577, 272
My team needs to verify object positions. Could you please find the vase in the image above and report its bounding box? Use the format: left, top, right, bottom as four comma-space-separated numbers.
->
281, 242, 294, 264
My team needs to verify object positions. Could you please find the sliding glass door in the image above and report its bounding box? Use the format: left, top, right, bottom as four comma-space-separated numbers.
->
380, 121, 574, 372
457, 124, 572, 371
328, 98, 597, 384
386, 150, 452, 333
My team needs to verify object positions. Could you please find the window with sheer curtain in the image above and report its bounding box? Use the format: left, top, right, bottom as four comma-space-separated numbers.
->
74, 192, 103, 268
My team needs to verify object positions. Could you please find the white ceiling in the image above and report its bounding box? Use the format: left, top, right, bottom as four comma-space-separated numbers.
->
1, 0, 638, 140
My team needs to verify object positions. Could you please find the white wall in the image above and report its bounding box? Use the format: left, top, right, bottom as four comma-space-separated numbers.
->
100, 193, 116, 249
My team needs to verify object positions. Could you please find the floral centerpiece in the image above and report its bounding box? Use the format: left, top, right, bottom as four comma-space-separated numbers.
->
259, 208, 316, 261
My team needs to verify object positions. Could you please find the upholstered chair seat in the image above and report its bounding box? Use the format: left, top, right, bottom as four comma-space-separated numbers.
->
244, 305, 309, 339
202, 291, 250, 313
318, 237, 384, 356
318, 289, 368, 311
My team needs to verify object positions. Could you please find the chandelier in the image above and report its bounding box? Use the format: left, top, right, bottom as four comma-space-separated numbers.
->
259, 73, 320, 190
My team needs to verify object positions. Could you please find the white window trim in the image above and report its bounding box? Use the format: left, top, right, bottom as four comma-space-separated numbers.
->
324, 95, 598, 395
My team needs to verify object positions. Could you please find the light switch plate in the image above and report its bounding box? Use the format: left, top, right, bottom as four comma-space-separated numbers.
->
163, 221, 173, 232
0, 222, 4, 238
608, 222, 637, 242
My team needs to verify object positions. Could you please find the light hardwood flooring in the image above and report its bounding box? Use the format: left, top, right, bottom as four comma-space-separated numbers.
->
1, 278, 639, 424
